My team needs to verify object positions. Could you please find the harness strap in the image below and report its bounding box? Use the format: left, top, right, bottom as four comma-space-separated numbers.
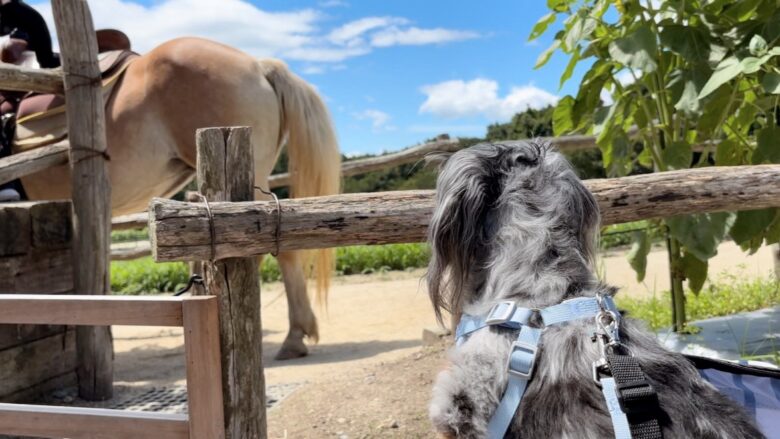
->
487, 325, 541, 438
605, 352, 664, 439
456, 296, 616, 343
600, 377, 632, 439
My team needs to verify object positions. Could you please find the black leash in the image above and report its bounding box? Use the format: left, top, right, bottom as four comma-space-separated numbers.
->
605, 350, 664, 439
174, 274, 204, 296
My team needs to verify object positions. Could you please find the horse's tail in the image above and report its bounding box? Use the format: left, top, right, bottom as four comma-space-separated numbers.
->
262, 59, 341, 304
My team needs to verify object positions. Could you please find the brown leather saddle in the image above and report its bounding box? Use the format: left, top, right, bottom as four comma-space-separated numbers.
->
9, 29, 138, 152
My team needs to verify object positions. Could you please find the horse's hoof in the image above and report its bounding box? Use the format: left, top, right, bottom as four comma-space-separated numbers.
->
275, 339, 308, 360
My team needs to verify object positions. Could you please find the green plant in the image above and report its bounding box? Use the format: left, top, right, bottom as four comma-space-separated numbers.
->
534, 0, 780, 330
617, 275, 780, 331
111, 257, 190, 294
111, 228, 149, 243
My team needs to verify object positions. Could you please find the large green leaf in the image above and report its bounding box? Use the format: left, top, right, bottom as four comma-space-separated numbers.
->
662, 140, 692, 170
752, 125, 780, 164
715, 139, 742, 166
535, 40, 561, 69
730, 208, 776, 246
739, 53, 773, 74
667, 212, 735, 261
529, 13, 557, 41
547, 0, 573, 12
764, 210, 780, 244
698, 84, 733, 134
627, 230, 651, 282
749, 34, 769, 56
564, 15, 597, 51
660, 25, 710, 62
680, 251, 708, 294
698, 56, 741, 99
560, 47, 581, 88
674, 80, 701, 117
553, 95, 575, 135
599, 129, 632, 177
608, 25, 658, 72
762, 72, 780, 94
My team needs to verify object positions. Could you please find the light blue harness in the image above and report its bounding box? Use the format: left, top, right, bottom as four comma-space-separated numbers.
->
456, 296, 633, 439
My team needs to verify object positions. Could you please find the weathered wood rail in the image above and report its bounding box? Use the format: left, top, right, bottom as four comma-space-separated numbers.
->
0, 142, 69, 185
0, 294, 224, 439
266, 130, 709, 189
0, 63, 64, 94
150, 164, 780, 261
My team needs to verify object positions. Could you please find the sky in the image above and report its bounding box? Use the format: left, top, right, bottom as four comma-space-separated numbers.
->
29, 0, 587, 156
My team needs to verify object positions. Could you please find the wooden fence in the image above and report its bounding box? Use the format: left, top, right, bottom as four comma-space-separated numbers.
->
0, 294, 224, 439
148, 164, 780, 261
0, 0, 113, 400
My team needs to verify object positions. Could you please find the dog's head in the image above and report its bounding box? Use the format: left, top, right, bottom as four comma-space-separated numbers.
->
427, 141, 600, 321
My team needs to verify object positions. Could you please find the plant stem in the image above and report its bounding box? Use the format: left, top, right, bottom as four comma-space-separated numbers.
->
666, 233, 687, 332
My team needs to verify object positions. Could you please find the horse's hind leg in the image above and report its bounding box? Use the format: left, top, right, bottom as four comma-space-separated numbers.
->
275, 250, 319, 360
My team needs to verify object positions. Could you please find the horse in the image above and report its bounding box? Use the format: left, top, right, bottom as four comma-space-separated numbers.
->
17, 37, 341, 360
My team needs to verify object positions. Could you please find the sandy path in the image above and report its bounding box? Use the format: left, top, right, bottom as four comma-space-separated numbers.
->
111, 242, 776, 388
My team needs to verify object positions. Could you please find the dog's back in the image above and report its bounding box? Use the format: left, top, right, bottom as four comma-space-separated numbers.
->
426, 141, 764, 438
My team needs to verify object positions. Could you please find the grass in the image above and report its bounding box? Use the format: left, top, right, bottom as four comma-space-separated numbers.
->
617, 274, 780, 331
110, 243, 432, 293
111, 257, 190, 294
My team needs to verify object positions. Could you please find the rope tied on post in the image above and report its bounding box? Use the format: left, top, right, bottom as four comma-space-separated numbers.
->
69, 145, 111, 164
254, 186, 282, 257
190, 192, 217, 262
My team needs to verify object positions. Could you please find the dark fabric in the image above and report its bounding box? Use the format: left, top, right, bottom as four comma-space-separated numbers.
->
0, 0, 59, 68
0, 112, 25, 198
689, 355, 780, 436
606, 351, 664, 439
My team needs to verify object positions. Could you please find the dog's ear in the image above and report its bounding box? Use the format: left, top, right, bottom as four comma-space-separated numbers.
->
427, 147, 502, 323
425, 151, 453, 169
565, 172, 601, 267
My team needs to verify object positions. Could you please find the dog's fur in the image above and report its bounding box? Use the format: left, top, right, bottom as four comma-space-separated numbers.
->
426, 141, 764, 439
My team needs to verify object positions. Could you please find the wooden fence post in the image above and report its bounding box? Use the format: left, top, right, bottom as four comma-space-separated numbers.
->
196, 127, 266, 438
51, 0, 113, 400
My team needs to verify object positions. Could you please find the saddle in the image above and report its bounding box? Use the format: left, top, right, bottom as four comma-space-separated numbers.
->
4, 29, 137, 153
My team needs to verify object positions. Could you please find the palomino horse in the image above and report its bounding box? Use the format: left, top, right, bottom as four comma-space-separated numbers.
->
18, 37, 341, 360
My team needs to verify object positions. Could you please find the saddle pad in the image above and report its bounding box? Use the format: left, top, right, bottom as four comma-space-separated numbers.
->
12, 50, 139, 152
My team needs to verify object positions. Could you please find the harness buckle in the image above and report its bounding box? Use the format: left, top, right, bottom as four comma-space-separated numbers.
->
485, 301, 517, 325
507, 340, 537, 379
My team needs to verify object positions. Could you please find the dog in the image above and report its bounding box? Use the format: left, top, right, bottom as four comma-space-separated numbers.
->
426, 141, 763, 438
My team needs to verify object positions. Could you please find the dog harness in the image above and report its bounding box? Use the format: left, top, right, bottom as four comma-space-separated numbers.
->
456, 295, 663, 439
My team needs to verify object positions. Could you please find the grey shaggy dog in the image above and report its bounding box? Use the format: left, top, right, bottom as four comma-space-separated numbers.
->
426, 141, 764, 439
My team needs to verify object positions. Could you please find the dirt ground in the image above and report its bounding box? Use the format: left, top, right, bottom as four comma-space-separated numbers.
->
99, 242, 775, 438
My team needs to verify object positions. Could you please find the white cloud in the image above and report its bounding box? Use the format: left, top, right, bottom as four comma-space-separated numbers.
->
419, 78, 558, 120
31, 1, 478, 67
355, 109, 394, 131
319, 0, 349, 7
370, 27, 479, 47
328, 17, 408, 45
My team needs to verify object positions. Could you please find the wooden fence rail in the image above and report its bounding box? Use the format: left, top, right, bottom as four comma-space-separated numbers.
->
266, 129, 711, 189
0, 294, 224, 439
0, 63, 64, 94
0, 142, 69, 185
150, 164, 780, 262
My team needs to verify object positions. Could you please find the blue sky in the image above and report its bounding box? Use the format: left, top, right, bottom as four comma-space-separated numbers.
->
31, 0, 586, 156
